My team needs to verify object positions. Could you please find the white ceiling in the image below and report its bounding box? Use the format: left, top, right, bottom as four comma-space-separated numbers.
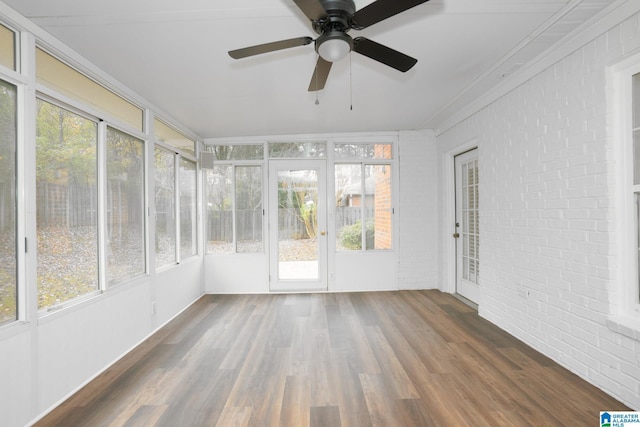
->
3, 0, 613, 138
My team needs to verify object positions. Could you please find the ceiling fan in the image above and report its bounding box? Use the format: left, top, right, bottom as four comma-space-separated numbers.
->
228, 0, 430, 91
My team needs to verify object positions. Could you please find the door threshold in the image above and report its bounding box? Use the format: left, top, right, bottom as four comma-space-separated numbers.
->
454, 293, 478, 311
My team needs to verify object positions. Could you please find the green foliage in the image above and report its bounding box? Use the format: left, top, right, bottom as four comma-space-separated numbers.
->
294, 190, 317, 239
36, 100, 97, 184
0, 81, 16, 176
0, 81, 17, 324
106, 127, 143, 179
278, 181, 318, 239
0, 267, 16, 324
339, 219, 375, 250
37, 272, 97, 309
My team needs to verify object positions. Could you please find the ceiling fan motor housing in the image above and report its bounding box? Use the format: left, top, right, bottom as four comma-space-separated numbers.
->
312, 0, 356, 60
312, 0, 356, 35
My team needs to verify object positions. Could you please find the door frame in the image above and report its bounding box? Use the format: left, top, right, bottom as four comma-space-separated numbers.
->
454, 148, 479, 303
268, 159, 328, 292
442, 140, 478, 297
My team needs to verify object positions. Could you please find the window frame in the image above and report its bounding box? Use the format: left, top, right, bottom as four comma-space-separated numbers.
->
336, 137, 399, 254
625, 70, 640, 316
34, 96, 102, 313
204, 143, 265, 255
153, 145, 178, 270
28, 96, 150, 316
334, 160, 394, 252
205, 162, 264, 255
155, 118, 196, 158
0, 22, 17, 73
104, 124, 148, 287
178, 157, 198, 261
614, 54, 640, 320
0, 76, 18, 325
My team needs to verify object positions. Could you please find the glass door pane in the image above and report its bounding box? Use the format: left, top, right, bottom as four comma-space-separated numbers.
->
277, 169, 319, 280
269, 160, 327, 291
455, 149, 479, 304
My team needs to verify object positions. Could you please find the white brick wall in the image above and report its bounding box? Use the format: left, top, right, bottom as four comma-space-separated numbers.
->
436, 10, 640, 409
398, 130, 439, 290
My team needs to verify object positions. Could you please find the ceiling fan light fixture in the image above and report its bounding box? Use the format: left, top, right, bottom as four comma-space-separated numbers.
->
316, 31, 352, 62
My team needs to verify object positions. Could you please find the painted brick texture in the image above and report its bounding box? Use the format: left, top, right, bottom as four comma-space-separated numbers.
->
398, 130, 439, 290
437, 11, 640, 409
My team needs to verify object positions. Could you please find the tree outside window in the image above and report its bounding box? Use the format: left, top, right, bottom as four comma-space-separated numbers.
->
106, 127, 145, 285
36, 99, 98, 310
0, 79, 16, 323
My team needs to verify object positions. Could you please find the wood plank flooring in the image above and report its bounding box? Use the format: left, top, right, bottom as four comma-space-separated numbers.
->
35, 290, 629, 426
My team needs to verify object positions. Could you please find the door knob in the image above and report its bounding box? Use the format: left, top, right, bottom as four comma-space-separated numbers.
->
320, 231, 326, 236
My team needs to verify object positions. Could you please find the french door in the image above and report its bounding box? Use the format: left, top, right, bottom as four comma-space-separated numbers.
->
268, 160, 327, 291
455, 149, 479, 303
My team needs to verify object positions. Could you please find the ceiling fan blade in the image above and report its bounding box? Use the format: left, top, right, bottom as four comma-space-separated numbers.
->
228, 37, 313, 59
293, 0, 327, 21
308, 57, 333, 91
350, 0, 430, 29
353, 37, 417, 72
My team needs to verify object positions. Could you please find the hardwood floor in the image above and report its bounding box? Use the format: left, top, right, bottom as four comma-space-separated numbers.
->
35, 290, 629, 426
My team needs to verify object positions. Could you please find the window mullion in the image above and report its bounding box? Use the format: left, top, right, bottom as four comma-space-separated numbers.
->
232, 165, 238, 253
174, 153, 181, 264
360, 162, 366, 252
97, 120, 107, 291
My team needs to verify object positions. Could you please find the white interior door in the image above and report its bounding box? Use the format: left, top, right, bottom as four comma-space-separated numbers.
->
269, 160, 327, 291
455, 149, 479, 303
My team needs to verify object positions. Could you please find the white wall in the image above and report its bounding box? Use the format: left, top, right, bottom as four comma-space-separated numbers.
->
398, 130, 439, 290
437, 7, 640, 409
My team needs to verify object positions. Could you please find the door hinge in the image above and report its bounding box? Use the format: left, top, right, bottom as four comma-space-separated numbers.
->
25, 237, 28, 253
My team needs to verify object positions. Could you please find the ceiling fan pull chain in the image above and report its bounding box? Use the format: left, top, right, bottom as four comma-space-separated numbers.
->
349, 51, 353, 111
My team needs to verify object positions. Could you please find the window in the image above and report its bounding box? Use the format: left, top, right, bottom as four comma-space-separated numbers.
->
335, 163, 393, 251
106, 127, 145, 284
206, 165, 263, 254
0, 79, 16, 324
179, 158, 197, 259
208, 144, 263, 161
155, 119, 195, 156
204, 144, 263, 254
460, 157, 479, 284
633, 71, 640, 305
268, 141, 326, 158
154, 148, 176, 268
36, 100, 99, 310
36, 48, 143, 131
334, 143, 392, 160
206, 165, 233, 253
235, 166, 262, 253
154, 119, 199, 266
0, 24, 15, 71
616, 57, 640, 320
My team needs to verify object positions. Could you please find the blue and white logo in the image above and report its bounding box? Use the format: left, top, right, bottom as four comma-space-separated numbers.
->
601, 411, 640, 427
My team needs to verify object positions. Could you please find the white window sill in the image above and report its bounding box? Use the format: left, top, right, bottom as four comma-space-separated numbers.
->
607, 316, 640, 342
